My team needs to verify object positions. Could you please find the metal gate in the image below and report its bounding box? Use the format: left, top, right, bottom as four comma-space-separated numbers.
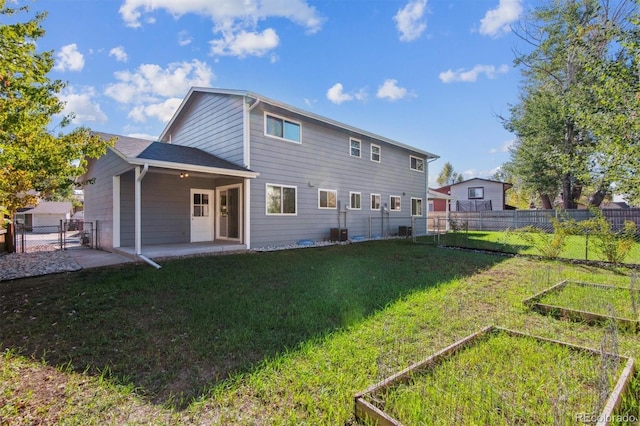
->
14, 221, 94, 253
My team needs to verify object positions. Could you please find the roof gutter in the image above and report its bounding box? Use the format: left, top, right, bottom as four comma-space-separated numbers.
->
127, 158, 259, 179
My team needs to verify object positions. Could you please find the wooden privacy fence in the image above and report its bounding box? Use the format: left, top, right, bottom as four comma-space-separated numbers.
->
429, 209, 640, 233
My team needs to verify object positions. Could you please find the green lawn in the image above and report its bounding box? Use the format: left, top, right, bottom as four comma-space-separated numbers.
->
1, 240, 639, 424
431, 230, 640, 264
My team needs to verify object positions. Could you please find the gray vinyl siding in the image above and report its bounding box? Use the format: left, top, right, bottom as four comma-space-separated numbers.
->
160, 92, 246, 166
450, 180, 505, 211
119, 172, 218, 247
82, 150, 133, 251
248, 104, 428, 248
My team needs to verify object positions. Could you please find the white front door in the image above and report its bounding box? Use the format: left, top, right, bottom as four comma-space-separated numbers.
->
190, 189, 214, 242
217, 184, 242, 241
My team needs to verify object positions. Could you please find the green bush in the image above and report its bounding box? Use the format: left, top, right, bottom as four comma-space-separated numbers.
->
514, 216, 574, 259
580, 211, 638, 264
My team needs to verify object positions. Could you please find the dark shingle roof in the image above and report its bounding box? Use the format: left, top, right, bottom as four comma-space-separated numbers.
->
95, 132, 250, 172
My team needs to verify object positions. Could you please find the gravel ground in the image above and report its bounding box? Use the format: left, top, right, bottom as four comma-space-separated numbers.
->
0, 251, 81, 282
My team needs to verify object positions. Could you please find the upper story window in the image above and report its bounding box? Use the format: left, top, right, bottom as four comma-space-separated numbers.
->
350, 192, 361, 210
410, 156, 424, 172
265, 113, 301, 143
390, 195, 401, 211
319, 189, 337, 209
350, 138, 361, 158
371, 144, 381, 162
266, 183, 297, 215
468, 187, 484, 199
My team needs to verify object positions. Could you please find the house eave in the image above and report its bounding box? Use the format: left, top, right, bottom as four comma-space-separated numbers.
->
127, 158, 259, 179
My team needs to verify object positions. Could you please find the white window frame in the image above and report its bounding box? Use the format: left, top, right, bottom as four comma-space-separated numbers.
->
371, 194, 381, 210
390, 195, 401, 211
349, 192, 361, 210
410, 155, 424, 172
350, 138, 361, 158
411, 197, 423, 216
318, 188, 338, 209
264, 112, 302, 144
265, 183, 297, 216
371, 144, 381, 163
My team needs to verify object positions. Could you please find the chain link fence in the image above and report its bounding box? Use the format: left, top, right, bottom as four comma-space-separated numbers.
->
14, 221, 94, 253
432, 215, 640, 265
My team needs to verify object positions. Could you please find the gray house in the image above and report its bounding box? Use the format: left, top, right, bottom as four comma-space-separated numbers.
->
82, 88, 438, 257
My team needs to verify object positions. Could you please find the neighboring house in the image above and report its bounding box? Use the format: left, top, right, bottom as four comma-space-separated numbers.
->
434, 178, 513, 211
82, 87, 439, 255
15, 201, 73, 231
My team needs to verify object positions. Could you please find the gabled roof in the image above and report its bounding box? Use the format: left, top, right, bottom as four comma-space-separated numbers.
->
448, 177, 513, 189
95, 132, 258, 178
159, 87, 439, 160
18, 201, 72, 215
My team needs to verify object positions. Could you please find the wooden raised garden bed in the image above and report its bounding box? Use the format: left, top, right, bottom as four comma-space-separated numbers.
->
354, 326, 635, 426
524, 280, 640, 333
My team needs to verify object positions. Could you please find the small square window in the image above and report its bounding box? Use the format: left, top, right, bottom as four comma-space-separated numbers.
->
412, 198, 423, 216
350, 138, 361, 158
410, 156, 424, 172
390, 195, 401, 211
371, 144, 381, 162
350, 192, 361, 210
371, 194, 381, 210
468, 187, 484, 199
319, 189, 337, 209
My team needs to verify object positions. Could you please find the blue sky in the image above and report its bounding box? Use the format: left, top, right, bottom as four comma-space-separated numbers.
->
37, 0, 529, 186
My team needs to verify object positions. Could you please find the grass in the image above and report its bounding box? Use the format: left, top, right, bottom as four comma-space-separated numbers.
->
537, 282, 640, 321
432, 230, 640, 264
1, 240, 640, 424
372, 330, 624, 425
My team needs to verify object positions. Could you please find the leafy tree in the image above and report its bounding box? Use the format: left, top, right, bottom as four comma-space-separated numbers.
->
504, 0, 637, 208
436, 162, 464, 186
0, 2, 111, 219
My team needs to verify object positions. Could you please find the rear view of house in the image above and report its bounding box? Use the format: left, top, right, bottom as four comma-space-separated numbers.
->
433, 178, 512, 212
82, 88, 438, 256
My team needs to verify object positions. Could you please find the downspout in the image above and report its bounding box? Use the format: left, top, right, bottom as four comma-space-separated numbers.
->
243, 97, 260, 249
135, 163, 161, 269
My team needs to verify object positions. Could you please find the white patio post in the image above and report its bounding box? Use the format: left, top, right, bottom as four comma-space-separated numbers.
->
134, 164, 149, 256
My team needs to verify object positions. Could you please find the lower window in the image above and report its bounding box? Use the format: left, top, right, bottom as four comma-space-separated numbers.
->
319, 189, 337, 209
390, 195, 401, 211
266, 184, 297, 215
411, 198, 423, 216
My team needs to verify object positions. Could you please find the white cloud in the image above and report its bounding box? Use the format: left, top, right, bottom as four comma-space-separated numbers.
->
480, 0, 522, 37
128, 98, 182, 123
109, 46, 128, 62
178, 30, 193, 46
119, 0, 323, 57
462, 166, 502, 180
54, 44, 85, 72
327, 83, 353, 104
59, 86, 107, 124
394, 0, 428, 42
376, 79, 410, 101
105, 59, 214, 104
210, 28, 279, 57
439, 64, 509, 83
489, 139, 515, 154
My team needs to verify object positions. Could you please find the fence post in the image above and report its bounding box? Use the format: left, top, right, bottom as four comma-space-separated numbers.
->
585, 234, 589, 261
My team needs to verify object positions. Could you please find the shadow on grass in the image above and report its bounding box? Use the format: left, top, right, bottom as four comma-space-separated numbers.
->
0, 240, 506, 408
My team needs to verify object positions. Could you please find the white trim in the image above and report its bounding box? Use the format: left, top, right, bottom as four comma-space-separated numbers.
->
318, 188, 338, 209
126, 158, 259, 179
371, 144, 381, 163
349, 138, 361, 158
390, 195, 401, 211
134, 166, 142, 255
370, 193, 381, 210
244, 178, 251, 248
113, 176, 120, 248
264, 111, 302, 144
410, 155, 424, 172
265, 183, 298, 216
349, 191, 362, 210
